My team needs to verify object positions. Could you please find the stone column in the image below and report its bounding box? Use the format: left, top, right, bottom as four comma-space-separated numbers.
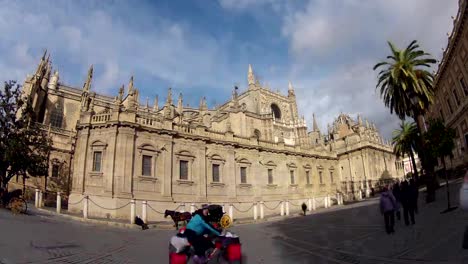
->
73, 128, 90, 193
142, 201, 148, 223
130, 199, 136, 224
35, 188, 39, 208
229, 204, 233, 220
361, 150, 370, 197
56, 192, 61, 214
105, 126, 118, 194
115, 127, 136, 197
163, 140, 173, 197
38, 190, 43, 208
83, 196, 89, 219
253, 203, 258, 220
280, 201, 284, 216
285, 201, 290, 216
260, 201, 264, 219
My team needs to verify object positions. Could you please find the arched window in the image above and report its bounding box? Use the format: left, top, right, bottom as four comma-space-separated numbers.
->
50, 104, 64, 128
253, 129, 261, 139
271, 103, 281, 119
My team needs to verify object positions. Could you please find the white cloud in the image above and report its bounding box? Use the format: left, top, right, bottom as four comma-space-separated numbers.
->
0, 0, 460, 140
279, 0, 459, 138
219, 0, 280, 11
0, 0, 234, 96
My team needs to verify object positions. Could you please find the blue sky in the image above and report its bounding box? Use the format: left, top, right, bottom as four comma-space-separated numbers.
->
0, 0, 459, 138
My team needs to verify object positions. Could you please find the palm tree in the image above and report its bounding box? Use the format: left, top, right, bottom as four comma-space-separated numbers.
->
374, 40, 437, 201
392, 121, 419, 181
424, 119, 456, 212
374, 40, 436, 129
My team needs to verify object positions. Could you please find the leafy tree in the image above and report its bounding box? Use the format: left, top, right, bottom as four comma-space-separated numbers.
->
424, 119, 456, 211
374, 40, 437, 202
392, 121, 420, 181
0, 81, 52, 190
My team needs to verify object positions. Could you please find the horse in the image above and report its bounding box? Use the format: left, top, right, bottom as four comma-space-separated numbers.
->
164, 210, 192, 230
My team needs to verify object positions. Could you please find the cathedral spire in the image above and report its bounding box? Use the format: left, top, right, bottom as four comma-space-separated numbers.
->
166, 87, 173, 105
83, 65, 93, 92
230, 86, 241, 111
248, 64, 254, 84
128, 76, 134, 95
288, 81, 295, 97
199, 96, 207, 111
177, 93, 183, 110
153, 95, 159, 111
48, 70, 59, 89
248, 64, 257, 89
42, 49, 47, 61
313, 113, 319, 132
117, 85, 124, 102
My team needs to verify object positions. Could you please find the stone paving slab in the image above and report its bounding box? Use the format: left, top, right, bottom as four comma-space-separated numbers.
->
1, 179, 466, 263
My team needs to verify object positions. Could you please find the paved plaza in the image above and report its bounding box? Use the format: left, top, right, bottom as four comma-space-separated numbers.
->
0, 181, 467, 264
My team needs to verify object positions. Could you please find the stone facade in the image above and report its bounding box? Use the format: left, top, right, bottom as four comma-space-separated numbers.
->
19, 55, 403, 220
426, 0, 468, 170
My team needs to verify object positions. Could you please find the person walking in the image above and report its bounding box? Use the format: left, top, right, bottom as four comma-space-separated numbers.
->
401, 180, 416, 226
380, 186, 397, 234
392, 182, 402, 221
409, 179, 419, 214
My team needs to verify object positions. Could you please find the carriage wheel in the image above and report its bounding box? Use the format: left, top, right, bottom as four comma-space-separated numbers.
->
9, 197, 27, 214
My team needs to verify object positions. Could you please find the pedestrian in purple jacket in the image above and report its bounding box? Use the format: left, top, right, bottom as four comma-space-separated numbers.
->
380, 186, 397, 234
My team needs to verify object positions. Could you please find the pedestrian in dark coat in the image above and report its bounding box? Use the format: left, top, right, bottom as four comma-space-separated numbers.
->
392, 182, 401, 221
380, 186, 397, 234
409, 179, 419, 214
401, 181, 416, 226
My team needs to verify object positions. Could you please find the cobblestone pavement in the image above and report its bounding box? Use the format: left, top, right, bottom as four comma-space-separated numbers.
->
0, 182, 467, 264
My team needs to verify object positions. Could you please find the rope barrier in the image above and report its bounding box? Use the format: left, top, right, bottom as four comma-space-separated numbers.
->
263, 201, 282, 210
67, 197, 85, 205
232, 203, 255, 213
289, 200, 303, 207
88, 198, 130, 211
147, 203, 166, 215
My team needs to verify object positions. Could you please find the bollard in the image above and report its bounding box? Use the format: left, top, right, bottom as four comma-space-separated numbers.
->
35, 188, 39, 208
56, 192, 61, 214
38, 190, 43, 208
312, 197, 316, 210
285, 200, 290, 216
130, 199, 136, 224
229, 204, 233, 220
180, 203, 185, 213
280, 201, 285, 216
142, 201, 148, 223
190, 203, 195, 213
308, 198, 312, 211
253, 203, 258, 220
260, 201, 264, 219
83, 196, 89, 219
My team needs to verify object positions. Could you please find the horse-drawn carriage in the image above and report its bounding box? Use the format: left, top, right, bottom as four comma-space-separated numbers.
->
165, 204, 225, 230
0, 188, 28, 214
169, 204, 242, 264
